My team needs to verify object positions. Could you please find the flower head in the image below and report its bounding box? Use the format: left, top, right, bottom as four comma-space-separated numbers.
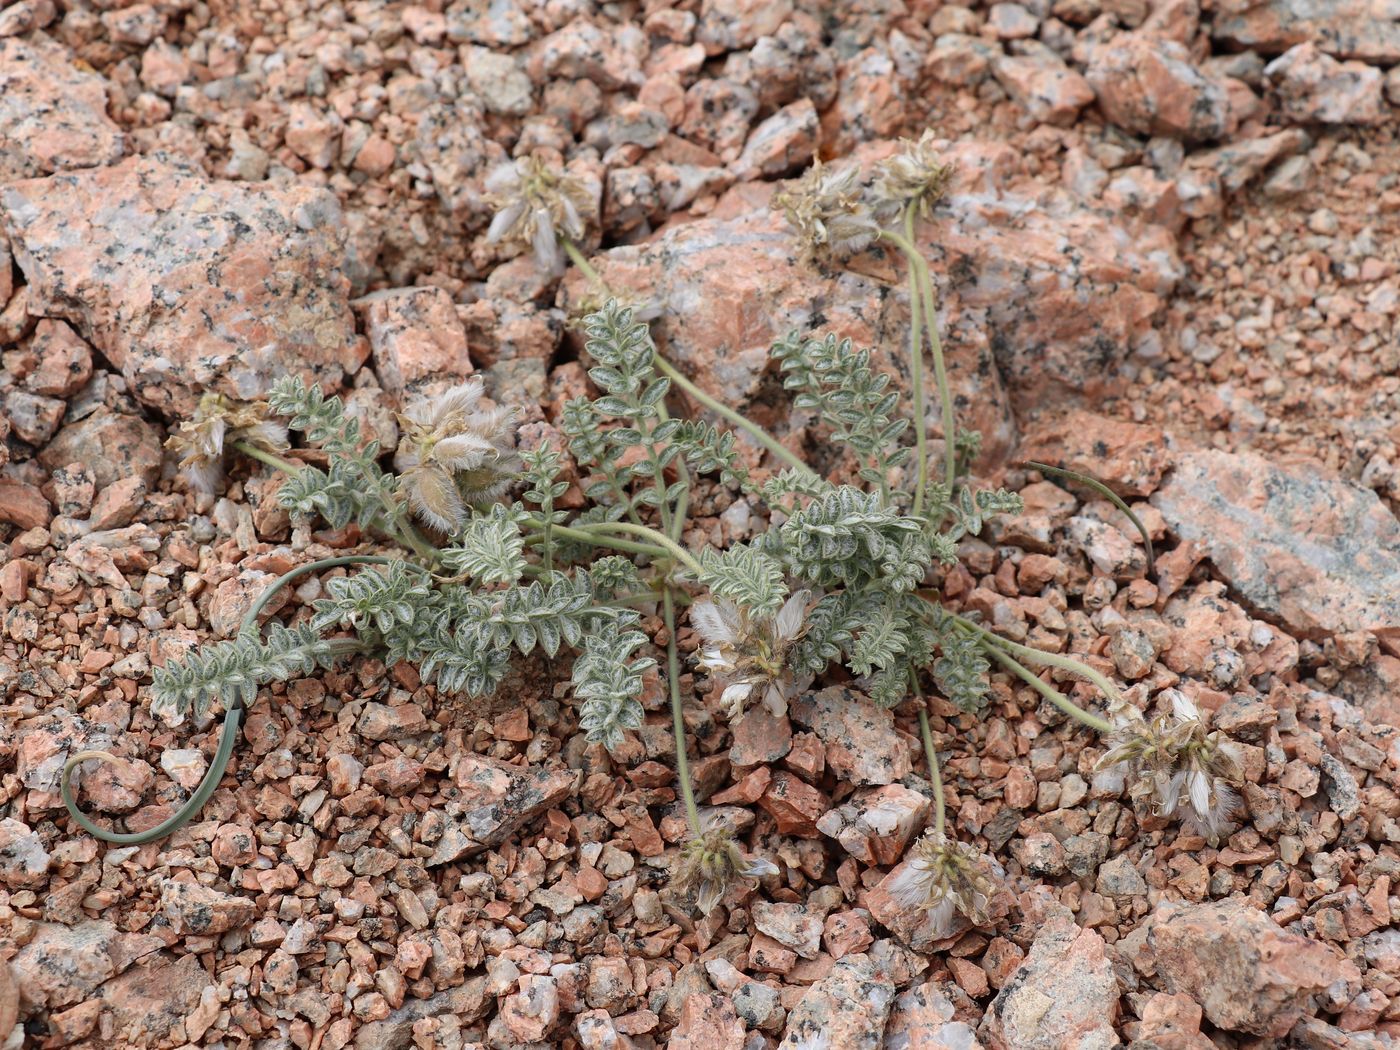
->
166, 392, 288, 493
393, 378, 521, 533
871, 131, 954, 220
1097, 692, 1242, 844
672, 817, 779, 914
885, 831, 1004, 937
773, 160, 880, 264
691, 590, 812, 720
485, 156, 594, 271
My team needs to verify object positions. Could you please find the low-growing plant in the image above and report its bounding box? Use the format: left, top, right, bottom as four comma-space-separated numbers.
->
63, 137, 1243, 927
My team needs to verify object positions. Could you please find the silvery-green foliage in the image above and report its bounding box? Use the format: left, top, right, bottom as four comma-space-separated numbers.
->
269, 376, 402, 530
442, 504, 530, 585
573, 618, 654, 749
671, 419, 752, 491
773, 331, 910, 486
698, 545, 787, 615
311, 560, 433, 634
776, 486, 929, 592
151, 623, 343, 722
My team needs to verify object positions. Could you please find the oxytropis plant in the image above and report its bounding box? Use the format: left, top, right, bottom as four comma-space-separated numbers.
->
62, 135, 1243, 932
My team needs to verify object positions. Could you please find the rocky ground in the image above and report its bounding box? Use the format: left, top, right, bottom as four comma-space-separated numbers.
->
2, 0, 1400, 1048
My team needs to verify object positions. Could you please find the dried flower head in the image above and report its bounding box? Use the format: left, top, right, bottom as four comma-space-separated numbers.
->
166, 392, 288, 493
773, 160, 880, 264
1097, 692, 1242, 844
885, 831, 1003, 937
871, 130, 954, 220
691, 590, 812, 720
485, 156, 594, 271
394, 378, 521, 533
673, 817, 779, 914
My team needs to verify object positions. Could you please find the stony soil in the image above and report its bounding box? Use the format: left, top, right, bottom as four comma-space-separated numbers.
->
2, 1, 1400, 1049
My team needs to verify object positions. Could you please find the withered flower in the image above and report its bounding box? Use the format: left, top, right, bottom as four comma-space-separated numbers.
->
394, 378, 520, 533
773, 160, 880, 264
673, 816, 779, 915
691, 591, 812, 721
1097, 691, 1242, 844
871, 130, 955, 220
166, 392, 288, 493
885, 831, 1003, 937
485, 156, 594, 271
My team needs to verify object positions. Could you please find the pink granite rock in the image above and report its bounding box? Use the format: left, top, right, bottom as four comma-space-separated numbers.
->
1152, 450, 1400, 643
671, 993, 746, 1050
791, 687, 911, 786
352, 286, 473, 404
1, 155, 359, 417
1087, 34, 1237, 142
980, 914, 1119, 1049
38, 408, 162, 489
816, 784, 930, 866
1212, 0, 1400, 64
161, 879, 257, 936
428, 755, 579, 863
1142, 899, 1360, 1037
0, 817, 49, 888
779, 954, 896, 1049
992, 48, 1096, 126
885, 979, 985, 1049
11, 920, 123, 1009
1018, 409, 1171, 497
0, 33, 124, 181
1265, 43, 1387, 125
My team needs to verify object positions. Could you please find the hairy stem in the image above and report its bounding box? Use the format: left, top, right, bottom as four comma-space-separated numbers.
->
62, 707, 245, 846
570, 521, 704, 575
530, 521, 672, 561
902, 207, 930, 516
880, 229, 957, 495
664, 588, 703, 837
1023, 461, 1155, 576
652, 356, 816, 480
562, 236, 605, 289
232, 440, 302, 475
948, 612, 1123, 715
980, 643, 1114, 734
918, 708, 947, 837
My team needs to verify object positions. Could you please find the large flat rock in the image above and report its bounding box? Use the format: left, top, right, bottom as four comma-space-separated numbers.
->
1, 155, 360, 416
1152, 449, 1400, 644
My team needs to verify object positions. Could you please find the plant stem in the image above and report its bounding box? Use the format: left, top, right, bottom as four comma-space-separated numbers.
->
918, 708, 947, 837
1023, 461, 1155, 576
880, 229, 957, 494
562, 236, 605, 289
529, 521, 671, 561
571, 521, 704, 575
947, 612, 1124, 715
233, 440, 302, 475
652, 356, 817, 479
980, 642, 1114, 734
664, 587, 703, 837
242, 555, 425, 630
901, 207, 930, 517
62, 707, 246, 846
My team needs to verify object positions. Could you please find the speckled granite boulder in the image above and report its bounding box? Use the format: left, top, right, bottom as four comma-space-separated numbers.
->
0, 155, 360, 416
778, 953, 896, 1049
1139, 899, 1359, 1037
1153, 449, 1400, 643
980, 913, 1119, 1049
0, 34, 125, 181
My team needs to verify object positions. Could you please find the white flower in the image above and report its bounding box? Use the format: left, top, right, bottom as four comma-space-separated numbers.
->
673, 816, 779, 915
485, 156, 594, 271
885, 831, 1003, 936
393, 378, 521, 533
166, 392, 289, 494
1097, 690, 1242, 844
773, 160, 881, 264
870, 130, 954, 220
691, 590, 812, 720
